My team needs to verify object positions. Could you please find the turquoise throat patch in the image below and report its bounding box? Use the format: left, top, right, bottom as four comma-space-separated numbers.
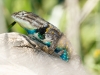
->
25, 29, 38, 34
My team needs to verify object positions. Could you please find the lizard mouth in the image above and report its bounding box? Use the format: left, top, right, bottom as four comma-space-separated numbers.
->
10, 21, 48, 38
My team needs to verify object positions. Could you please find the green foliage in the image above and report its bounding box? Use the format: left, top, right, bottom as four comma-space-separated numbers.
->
3, 0, 62, 34
80, 2, 100, 74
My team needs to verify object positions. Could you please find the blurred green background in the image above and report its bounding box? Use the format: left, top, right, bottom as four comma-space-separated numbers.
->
0, 0, 100, 75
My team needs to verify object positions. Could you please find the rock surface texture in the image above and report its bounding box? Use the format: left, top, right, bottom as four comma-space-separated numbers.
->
0, 32, 90, 75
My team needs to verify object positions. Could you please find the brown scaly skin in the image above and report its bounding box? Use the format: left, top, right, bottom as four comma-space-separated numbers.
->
11, 11, 71, 61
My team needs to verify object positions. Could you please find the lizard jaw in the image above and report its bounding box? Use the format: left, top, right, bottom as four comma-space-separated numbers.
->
11, 15, 36, 30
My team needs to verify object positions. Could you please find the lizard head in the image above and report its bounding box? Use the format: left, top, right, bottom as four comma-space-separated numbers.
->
12, 11, 48, 30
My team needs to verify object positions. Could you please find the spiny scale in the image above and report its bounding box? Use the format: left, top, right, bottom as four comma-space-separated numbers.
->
11, 11, 71, 61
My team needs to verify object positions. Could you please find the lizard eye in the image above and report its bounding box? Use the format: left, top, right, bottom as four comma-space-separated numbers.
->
21, 12, 25, 16
22, 13, 24, 16
19, 11, 26, 16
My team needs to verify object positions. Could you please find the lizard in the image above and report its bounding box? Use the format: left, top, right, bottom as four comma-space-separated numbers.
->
11, 11, 70, 61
